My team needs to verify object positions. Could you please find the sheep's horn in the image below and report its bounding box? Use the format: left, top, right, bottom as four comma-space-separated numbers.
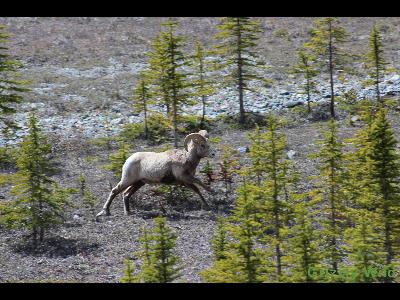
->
198, 130, 209, 139
184, 133, 206, 151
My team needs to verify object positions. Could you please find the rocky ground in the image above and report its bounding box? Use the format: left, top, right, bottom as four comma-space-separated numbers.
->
1, 17, 400, 145
1, 17, 400, 282
3, 109, 400, 283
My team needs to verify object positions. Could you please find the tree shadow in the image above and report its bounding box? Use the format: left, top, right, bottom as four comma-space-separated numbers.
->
11, 235, 99, 258
133, 199, 232, 222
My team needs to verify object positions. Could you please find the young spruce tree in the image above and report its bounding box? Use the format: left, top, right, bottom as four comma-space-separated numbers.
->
191, 40, 216, 125
292, 49, 319, 113
284, 194, 323, 282
132, 72, 154, 140
364, 24, 390, 104
134, 217, 182, 283
344, 109, 400, 282
247, 115, 297, 280
201, 178, 266, 283
0, 112, 73, 246
146, 18, 192, 148
305, 17, 348, 119
0, 25, 28, 130
309, 120, 347, 274
366, 109, 400, 270
214, 17, 265, 124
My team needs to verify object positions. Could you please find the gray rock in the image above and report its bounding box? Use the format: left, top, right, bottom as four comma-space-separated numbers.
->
237, 146, 249, 154
285, 100, 304, 108
287, 150, 296, 160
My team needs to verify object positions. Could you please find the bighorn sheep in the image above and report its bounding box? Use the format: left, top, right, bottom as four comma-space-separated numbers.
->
96, 130, 215, 221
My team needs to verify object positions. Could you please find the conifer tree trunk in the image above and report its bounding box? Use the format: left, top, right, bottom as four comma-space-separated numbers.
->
142, 87, 149, 139
374, 51, 381, 104
382, 185, 394, 269
329, 183, 338, 272
306, 74, 312, 113
328, 22, 336, 119
199, 56, 206, 124
271, 133, 282, 277
201, 95, 206, 124
236, 18, 245, 124
172, 88, 178, 148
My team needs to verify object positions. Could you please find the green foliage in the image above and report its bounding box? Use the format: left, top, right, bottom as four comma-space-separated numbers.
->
120, 258, 138, 283
0, 25, 29, 130
274, 28, 290, 41
343, 207, 387, 282
292, 49, 319, 113
190, 40, 217, 123
201, 179, 267, 283
337, 88, 359, 126
363, 24, 390, 103
118, 113, 171, 145
177, 114, 213, 135
132, 73, 154, 139
309, 120, 347, 273
104, 142, 131, 178
145, 18, 193, 147
214, 17, 266, 124
77, 174, 86, 196
200, 160, 215, 186
211, 217, 228, 261
134, 217, 182, 283
305, 17, 349, 118
306, 17, 349, 70
283, 194, 323, 282
344, 108, 400, 282
77, 174, 97, 217
367, 109, 400, 266
0, 112, 74, 246
209, 136, 222, 144
154, 184, 192, 205
254, 115, 298, 280
0, 145, 17, 168
217, 145, 240, 200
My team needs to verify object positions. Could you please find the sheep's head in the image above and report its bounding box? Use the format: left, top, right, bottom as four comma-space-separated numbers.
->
184, 130, 214, 158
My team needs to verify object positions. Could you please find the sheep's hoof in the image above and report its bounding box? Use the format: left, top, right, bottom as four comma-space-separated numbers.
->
95, 210, 111, 222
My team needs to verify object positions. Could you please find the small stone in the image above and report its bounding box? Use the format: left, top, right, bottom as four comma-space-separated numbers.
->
287, 150, 296, 160
237, 146, 249, 154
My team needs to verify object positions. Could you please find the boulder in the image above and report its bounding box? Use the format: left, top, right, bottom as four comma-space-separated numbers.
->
285, 100, 304, 108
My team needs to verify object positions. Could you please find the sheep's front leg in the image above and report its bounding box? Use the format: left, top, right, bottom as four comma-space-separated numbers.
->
186, 174, 215, 193
184, 183, 211, 210
123, 181, 145, 215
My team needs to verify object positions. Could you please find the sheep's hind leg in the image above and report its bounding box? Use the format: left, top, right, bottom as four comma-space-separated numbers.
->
185, 183, 211, 211
123, 181, 145, 215
96, 181, 131, 221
